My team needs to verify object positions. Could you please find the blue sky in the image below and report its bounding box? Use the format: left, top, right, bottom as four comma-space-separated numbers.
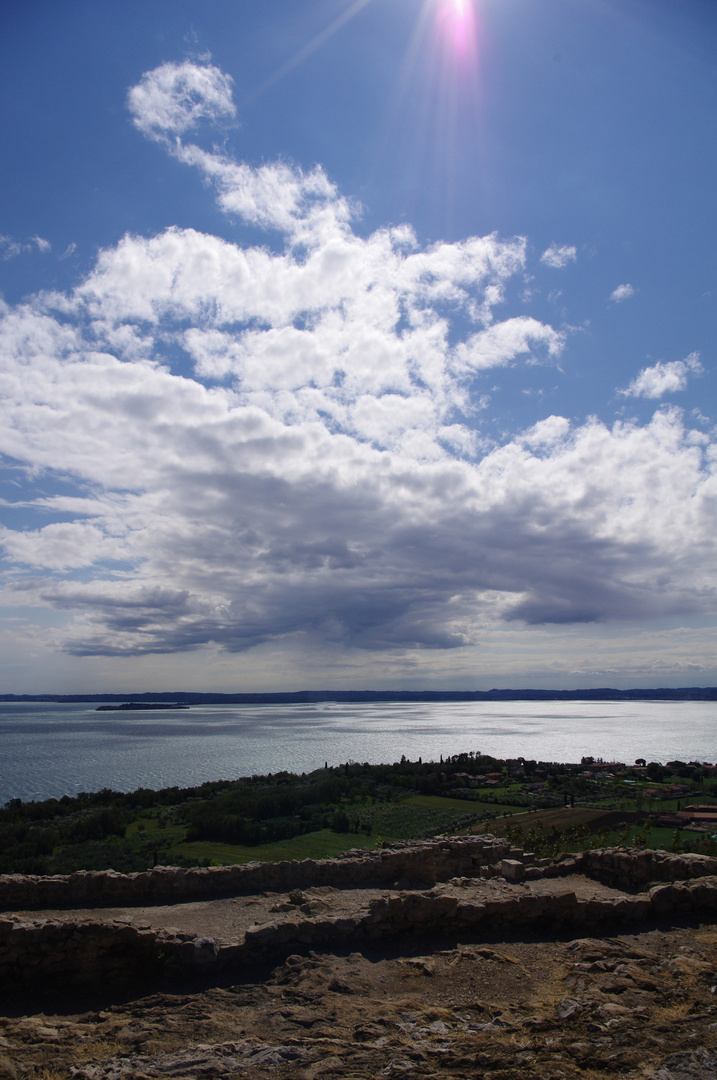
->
0, 0, 716, 693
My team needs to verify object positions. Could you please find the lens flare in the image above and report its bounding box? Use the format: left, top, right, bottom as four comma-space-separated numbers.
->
372, 0, 486, 235
436, 0, 478, 63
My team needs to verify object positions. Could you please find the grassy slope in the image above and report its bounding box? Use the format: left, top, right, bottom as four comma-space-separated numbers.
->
171, 829, 379, 865
405, 794, 519, 814
129, 798, 710, 866
18, 776, 717, 872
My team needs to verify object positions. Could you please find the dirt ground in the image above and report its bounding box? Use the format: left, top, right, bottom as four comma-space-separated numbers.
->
2, 876, 717, 1079
10, 874, 628, 942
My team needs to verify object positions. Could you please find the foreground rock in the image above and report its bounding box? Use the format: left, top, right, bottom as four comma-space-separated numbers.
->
1, 843, 717, 1078
1, 925, 717, 1079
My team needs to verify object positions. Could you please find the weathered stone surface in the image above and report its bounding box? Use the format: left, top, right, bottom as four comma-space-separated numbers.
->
4, 917, 717, 1080
69, 1040, 307, 1079
556, 998, 582, 1020
0, 1056, 18, 1080
648, 1049, 717, 1079
501, 859, 525, 881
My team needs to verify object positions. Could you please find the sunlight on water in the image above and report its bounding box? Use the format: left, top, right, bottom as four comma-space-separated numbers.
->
1, 699, 717, 803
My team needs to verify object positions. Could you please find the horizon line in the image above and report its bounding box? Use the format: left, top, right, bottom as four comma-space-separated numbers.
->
3, 685, 717, 703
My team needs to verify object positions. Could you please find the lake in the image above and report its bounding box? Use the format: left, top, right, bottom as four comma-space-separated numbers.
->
1, 699, 716, 805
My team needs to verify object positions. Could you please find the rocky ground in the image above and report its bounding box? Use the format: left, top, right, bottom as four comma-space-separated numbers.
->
2, 877, 717, 1080
7, 873, 628, 941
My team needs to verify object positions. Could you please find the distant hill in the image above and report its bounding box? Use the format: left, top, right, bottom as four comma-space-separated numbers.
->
2, 687, 717, 704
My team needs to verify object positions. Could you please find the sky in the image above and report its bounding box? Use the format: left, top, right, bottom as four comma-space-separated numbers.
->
0, 0, 716, 694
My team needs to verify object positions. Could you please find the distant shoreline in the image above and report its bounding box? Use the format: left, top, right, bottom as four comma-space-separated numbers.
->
3, 687, 717, 705
95, 702, 190, 712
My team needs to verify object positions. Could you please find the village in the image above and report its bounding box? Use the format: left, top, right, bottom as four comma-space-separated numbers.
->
443, 754, 717, 828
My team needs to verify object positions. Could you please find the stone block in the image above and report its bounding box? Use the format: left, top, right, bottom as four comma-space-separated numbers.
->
550, 889, 578, 910
501, 859, 525, 881
456, 902, 486, 923
649, 884, 679, 913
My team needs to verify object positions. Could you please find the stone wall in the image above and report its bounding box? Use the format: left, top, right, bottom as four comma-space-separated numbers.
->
580, 848, 717, 889
4, 844, 717, 998
0, 837, 511, 912
4, 868, 717, 997
482, 848, 717, 888
236, 872, 717, 967
0, 915, 236, 996
0, 916, 176, 992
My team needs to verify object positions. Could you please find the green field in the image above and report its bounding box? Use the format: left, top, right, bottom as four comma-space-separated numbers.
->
128, 813, 381, 865
129, 799, 484, 865
485, 806, 614, 836
128, 794, 488, 865
405, 794, 519, 815
172, 829, 379, 865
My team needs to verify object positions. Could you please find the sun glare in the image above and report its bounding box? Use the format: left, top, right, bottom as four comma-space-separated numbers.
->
435, 0, 478, 62
439, 0, 469, 20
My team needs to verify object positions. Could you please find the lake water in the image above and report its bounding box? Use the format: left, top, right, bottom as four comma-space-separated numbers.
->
1, 699, 716, 805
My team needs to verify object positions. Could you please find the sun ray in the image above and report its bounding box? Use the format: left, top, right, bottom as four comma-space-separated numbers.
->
369, 0, 485, 237
436, 0, 479, 63
239, 0, 375, 108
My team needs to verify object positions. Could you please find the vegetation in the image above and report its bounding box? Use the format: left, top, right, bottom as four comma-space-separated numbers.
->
1, 752, 716, 874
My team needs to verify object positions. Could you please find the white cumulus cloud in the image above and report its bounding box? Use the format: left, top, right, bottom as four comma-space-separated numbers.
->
620, 353, 703, 399
127, 60, 236, 140
0, 61, 715, 665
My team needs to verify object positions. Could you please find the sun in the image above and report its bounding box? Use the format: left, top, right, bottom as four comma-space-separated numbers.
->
438, 0, 470, 18
434, 0, 478, 62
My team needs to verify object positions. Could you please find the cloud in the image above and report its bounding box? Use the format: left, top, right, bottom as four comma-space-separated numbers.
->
0, 61, 715, 663
620, 353, 703, 399
0, 522, 124, 570
0, 235, 51, 259
0, 235, 22, 260
540, 245, 576, 269
610, 283, 635, 302
127, 60, 236, 140
453, 317, 564, 373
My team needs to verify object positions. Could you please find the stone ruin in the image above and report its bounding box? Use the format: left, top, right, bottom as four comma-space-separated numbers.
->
2, 835, 717, 996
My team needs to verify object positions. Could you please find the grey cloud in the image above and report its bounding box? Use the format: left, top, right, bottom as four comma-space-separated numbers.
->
28, 459, 715, 659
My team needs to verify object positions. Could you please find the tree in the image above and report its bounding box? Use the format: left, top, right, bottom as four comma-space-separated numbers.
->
331, 810, 350, 833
